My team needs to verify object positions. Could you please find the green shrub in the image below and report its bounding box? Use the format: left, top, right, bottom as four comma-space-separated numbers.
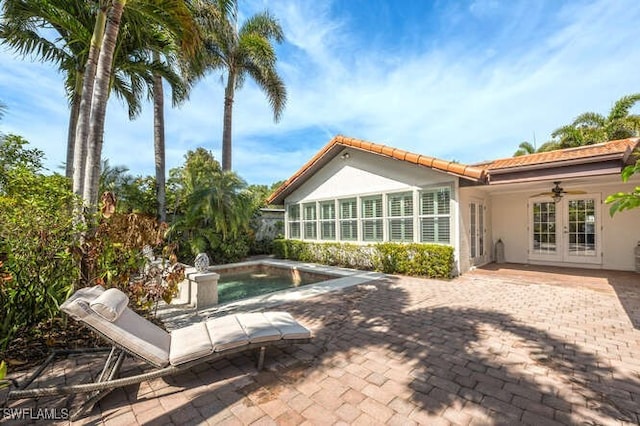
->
271, 239, 455, 278
375, 243, 454, 278
0, 164, 81, 350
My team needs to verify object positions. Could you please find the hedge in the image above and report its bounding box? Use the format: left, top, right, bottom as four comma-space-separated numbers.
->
272, 239, 455, 279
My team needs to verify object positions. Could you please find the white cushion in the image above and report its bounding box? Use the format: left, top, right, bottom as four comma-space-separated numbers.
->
265, 312, 311, 339
90, 288, 129, 322
61, 286, 171, 367
169, 322, 213, 365
206, 315, 249, 352
236, 313, 281, 343
60, 285, 105, 318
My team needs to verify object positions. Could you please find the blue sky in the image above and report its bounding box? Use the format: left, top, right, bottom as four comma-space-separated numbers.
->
1, 0, 639, 185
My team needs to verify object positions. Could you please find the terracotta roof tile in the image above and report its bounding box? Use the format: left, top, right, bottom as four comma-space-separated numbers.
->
404, 152, 419, 163
267, 135, 487, 204
268, 136, 639, 204
485, 138, 639, 171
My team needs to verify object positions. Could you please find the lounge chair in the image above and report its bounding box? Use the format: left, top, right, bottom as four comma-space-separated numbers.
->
4, 285, 312, 420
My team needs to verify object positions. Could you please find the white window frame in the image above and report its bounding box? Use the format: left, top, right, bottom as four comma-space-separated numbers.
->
419, 187, 451, 244
361, 195, 384, 242
287, 204, 301, 239
302, 203, 317, 240
387, 192, 414, 242
319, 201, 336, 240
339, 198, 358, 241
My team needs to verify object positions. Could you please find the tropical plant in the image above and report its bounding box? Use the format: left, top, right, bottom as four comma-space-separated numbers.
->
81, 210, 184, 312
99, 160, 157, 215
512, 94, 640, 156
196, 1, 287, 170
605, 156, 640, 216
513, 141, 536, 157
0, 136, 81, 351
169, 148, 252, 263
551, 93, 640, 149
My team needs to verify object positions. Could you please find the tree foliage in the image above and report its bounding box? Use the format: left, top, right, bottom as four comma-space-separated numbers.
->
194, 1, 287, 170
605, 157, 640, 216
168, 148, 253, 263
512, 93, 640, 156
0, 135, 81, 351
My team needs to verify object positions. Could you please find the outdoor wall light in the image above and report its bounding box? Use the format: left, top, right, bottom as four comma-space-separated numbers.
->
341, 152, 350, 160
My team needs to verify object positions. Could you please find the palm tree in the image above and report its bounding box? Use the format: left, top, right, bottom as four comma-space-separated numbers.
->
76, 0, 199, 208
197, 3, 287, 170
551, 93, 640, 149
513, 141, 535, 157
605, 93, 640, 140
0, 0, 95, 180
0, 0, 187, 190
169, 148, 251, 257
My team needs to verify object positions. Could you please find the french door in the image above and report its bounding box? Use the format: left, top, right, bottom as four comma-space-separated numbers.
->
470, 201, 486, 266
529, 195, 601, 265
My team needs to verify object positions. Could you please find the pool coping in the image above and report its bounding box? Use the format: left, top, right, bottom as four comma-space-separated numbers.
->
157, 258, 386, 330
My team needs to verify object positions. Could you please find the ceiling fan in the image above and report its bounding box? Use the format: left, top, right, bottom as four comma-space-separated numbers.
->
533, 181, 586, 201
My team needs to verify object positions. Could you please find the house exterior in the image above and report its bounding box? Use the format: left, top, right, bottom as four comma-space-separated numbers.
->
268, 135, 640, 274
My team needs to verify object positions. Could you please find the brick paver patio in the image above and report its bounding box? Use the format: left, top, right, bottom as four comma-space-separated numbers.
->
3, 264, 640, 425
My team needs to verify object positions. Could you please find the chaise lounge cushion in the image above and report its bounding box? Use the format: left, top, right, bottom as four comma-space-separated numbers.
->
205, 315, 250, 352
265, 312, 312, 340
169, 322, 214, 365
90, 288, 129, 322
236, 313, 282, 344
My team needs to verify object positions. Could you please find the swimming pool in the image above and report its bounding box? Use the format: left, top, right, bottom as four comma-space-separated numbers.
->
214, 263, 336, 304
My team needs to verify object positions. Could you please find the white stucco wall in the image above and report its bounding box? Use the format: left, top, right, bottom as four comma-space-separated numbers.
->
490, 192, 530, 264
284, 148, 461, 270
286, 148, 455, 203
489, 178, 640, 271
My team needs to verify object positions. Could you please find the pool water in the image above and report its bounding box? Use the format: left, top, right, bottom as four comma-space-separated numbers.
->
216, 266, 332, 304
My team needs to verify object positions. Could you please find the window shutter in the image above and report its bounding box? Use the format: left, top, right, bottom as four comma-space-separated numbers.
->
421, 193, 435, 215
421, 218, 435, 242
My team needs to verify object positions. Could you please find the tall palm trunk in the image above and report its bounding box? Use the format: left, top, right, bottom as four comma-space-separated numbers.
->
153, 51, 167, 222
221, 70, 236, 171
65, 72, 83, 179
84, 0, 126, 207
72, 8, 106, 196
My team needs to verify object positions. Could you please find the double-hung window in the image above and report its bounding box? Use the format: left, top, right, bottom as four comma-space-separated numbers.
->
362, 196, 383, 241
303, 203, 317, 239
339, 199, 358, 241
420, 188, 451, 243
319, 201, 336, 240
388, 192, 414, 242
288, 204, 300, 239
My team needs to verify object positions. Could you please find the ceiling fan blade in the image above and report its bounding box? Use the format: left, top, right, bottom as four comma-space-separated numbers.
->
532, 192, 554, 197
565, 190, 587, 194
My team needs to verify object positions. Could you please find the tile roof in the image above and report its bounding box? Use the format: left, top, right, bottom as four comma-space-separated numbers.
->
483, 138, 639, 171
268, 136, 640, 204
267, 135, 486, 204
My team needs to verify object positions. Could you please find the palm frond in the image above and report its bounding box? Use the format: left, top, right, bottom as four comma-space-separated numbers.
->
245, 64, 287, 122
572, 112, 606, 128
239, 11, 284, 43
608, 93, 640, 122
